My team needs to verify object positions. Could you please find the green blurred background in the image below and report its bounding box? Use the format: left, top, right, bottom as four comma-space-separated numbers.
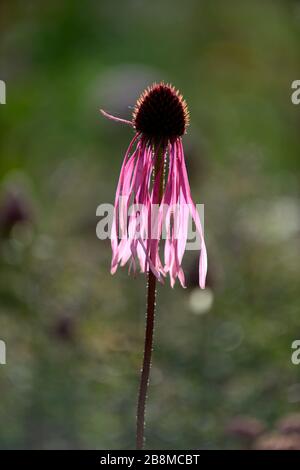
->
1, 0, 300, 450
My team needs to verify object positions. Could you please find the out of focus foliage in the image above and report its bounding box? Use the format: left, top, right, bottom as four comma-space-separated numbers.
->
0, 0, 300, 449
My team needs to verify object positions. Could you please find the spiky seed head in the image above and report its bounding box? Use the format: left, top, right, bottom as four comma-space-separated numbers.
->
133, 82, 189, 139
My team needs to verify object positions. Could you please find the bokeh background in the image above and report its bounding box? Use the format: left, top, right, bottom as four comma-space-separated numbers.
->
1, 0, 300, 450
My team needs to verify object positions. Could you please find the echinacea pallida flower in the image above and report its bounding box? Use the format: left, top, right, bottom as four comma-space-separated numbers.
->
101, 82, 207, 288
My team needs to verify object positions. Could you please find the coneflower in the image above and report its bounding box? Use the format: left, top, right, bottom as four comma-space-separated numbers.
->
101, 82, 207, 449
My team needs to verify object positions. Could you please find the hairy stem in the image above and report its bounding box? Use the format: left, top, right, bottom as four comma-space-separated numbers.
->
136, 142, 165, 450
136, 270, 157, 450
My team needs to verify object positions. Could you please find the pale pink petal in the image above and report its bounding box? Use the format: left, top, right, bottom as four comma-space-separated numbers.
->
176, 139, 207, 289
100, 109, 133, 126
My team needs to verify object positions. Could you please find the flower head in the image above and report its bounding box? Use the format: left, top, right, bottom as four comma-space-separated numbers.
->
133, 82, 189, 139
101, 82, 207, 288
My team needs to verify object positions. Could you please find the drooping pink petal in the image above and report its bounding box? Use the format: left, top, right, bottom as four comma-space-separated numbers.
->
100, 109, 133, 126
176, 139, 207, 288
108, 129, 206, 288
110, 135, 140, 270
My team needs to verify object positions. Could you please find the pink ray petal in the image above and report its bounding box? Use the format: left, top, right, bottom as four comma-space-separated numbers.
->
100, 109, 133, 126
